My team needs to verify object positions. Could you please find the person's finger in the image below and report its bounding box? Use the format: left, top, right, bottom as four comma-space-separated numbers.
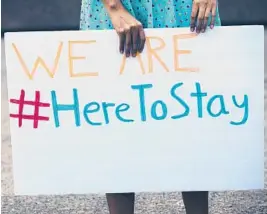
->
116, 17, 127, 54
190, 2, 199, 32
131, 25, 138, 57
119, 32, 126, 54
138, 24, 146, 53
196, 3, 206, 34
202, 5, 211, 33
124, 26, 131, 57
210, 1, 217, 29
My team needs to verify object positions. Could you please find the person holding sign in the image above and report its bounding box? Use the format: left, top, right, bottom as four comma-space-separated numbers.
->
80, 0, 221, 213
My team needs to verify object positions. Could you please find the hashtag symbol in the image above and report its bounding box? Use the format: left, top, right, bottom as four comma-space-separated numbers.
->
10, 90, 50, 128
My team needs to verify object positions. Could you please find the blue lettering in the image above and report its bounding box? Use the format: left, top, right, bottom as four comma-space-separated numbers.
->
207, 95, 229, 117
51, 88, 80, 127
102, 102, 116, 124
83, 102, 102, 126
131, 84, 153, 122
151, 100, 168, 120
170, 82, 190, 119
190, 82, 207, 118
230, 95, 249, 125
115, 103, 134, 122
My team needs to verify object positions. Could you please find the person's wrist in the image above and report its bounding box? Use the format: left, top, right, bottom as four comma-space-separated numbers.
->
102, 0, 124, 12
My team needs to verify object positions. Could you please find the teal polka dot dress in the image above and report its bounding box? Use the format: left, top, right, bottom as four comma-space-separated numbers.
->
80, 0, 221, 30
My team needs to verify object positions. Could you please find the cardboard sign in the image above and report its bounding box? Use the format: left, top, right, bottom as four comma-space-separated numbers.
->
4, 26, 264, 195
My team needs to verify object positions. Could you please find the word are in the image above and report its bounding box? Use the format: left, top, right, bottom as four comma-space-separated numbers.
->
51, 82, 248, 127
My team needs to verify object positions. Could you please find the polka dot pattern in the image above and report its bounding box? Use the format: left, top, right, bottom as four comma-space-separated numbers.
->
80, 0, 221, 30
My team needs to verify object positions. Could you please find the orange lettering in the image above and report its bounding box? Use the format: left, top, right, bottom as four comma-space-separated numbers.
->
173, 34, 199, 72
12, 42, 63, 79
119, 53, 146, 75
146, 36, 169, 73
68, 40, 98, 77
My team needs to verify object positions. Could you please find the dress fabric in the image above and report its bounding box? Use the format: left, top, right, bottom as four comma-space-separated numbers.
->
80, 0, 221, 30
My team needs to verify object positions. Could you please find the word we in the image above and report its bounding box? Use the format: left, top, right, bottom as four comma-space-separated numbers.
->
51, 82, 248, 128
11, 34, 198, 80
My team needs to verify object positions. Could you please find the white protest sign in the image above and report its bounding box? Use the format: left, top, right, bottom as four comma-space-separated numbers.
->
4, 26, 264, 195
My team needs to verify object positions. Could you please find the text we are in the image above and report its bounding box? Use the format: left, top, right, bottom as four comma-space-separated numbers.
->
11, 33, 199, 79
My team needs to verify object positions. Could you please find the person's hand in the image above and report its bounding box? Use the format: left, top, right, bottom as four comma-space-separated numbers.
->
112, 11, 146, 57
103, 0, 146, 57
190, 0, 217, 33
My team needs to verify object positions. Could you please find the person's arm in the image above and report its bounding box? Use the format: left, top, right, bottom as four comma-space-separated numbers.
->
101, 0, 146, 57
